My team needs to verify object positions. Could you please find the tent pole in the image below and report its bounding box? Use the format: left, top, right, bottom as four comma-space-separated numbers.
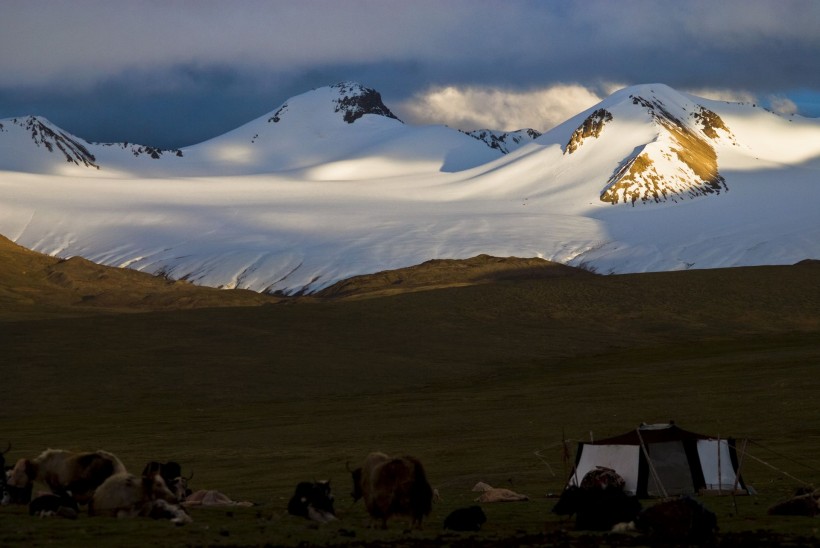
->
636, 428, 668, 498
717, 434, 722, 496
731, 438, 749, 514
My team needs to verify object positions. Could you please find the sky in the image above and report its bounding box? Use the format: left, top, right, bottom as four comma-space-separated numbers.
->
2, 0, 819, 149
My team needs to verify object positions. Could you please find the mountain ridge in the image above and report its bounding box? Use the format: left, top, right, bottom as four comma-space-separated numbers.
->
1, 81, 818, 294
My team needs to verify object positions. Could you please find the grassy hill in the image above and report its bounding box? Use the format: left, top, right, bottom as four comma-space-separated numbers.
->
1, 237, 819, 546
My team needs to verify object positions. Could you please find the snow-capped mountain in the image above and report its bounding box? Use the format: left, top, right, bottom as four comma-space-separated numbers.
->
1, 82, 818, 294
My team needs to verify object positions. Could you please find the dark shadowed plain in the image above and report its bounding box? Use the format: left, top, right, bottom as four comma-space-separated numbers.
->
1, 238, 819, 545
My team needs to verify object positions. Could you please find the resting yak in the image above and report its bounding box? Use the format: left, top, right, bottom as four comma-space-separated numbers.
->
443, 505, 487, 532
7, 449, 126, 504
141, 461, 193, 501
29, 491, 80, 519
288, 480, 337, 523
89, 471, 191, 525
350, 451, 434, 529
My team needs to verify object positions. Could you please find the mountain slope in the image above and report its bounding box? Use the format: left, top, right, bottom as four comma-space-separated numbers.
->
0, 82, 500, 178
0, 82, 818, 294
0, 234, 278, 319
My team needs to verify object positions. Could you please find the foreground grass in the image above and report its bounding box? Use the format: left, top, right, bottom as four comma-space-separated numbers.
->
2, 264, 819, 545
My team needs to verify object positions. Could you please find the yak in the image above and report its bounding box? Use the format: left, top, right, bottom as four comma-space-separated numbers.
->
767, 487, 820, 517
141, 460, 193, 501
443, 505, 487, 532
553, 467, 641, 531
635, 496, 718, 542
350, 451, 434, 529
29, 491, 80, 519
8, 449, 126, 504
89, 471, 190, 524
288, 480, 337, 523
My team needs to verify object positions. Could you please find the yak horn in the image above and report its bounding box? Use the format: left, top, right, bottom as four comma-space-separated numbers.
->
186, 470, 194, 481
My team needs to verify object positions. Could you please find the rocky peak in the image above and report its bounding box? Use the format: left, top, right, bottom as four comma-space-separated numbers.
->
12, 116, 98, 169
597, 93, 736, 206
330, 82, 402, 124
267, 82, 402, 125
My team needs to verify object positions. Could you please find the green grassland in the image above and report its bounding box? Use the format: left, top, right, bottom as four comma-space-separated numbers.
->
1, 238, 819, 546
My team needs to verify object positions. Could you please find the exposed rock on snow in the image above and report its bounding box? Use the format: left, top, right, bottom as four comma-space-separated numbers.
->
565, 108, 612, 155
465, 128, 541, 154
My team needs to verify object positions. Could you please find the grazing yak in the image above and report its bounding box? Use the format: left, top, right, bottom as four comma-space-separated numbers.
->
443, 505, 487, 532
350, 451, 434, 529
552, 467, 641, 531
7, 449, 126, 504
141, 461, 193, 501
89, 471, 191, 525
288, 480, 337, 523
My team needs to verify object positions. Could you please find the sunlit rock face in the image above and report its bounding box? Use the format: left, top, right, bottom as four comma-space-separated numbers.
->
599, 94, 734, 206
565, 109, 612, 155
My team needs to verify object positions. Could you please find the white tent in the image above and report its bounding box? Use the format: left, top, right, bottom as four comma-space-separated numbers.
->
569, 422, 747, 497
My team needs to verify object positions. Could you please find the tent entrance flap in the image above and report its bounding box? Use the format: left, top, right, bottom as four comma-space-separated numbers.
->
646, 441, 695, 497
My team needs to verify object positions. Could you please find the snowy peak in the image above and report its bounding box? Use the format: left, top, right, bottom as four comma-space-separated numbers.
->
267, 82, 402, 126
330, 82, 402, 124
1, 115, 99, 169
0, 115, 186, 175
561, 84, 737, 206
187, 81, 500, 176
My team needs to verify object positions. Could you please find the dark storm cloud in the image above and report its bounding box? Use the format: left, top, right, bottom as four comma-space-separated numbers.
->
1, 0, 818, 147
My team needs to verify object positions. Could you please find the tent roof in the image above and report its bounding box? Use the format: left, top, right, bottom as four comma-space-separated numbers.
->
587, 422, 722, 446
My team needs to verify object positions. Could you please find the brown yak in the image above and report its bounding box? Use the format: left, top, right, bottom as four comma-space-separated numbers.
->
350, 451, 434, 529
7, 449, 126, 504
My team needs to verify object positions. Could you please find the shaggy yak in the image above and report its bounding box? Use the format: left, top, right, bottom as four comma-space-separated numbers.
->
350, 452, 434, 529
7, 449, 126, 504
552, 467, 641, 531
89, 471, 191, 525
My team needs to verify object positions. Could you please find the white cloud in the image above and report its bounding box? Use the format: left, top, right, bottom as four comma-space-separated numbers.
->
768, 95, 798, 116
396, 84, 606, 132
685, 87, 758, 104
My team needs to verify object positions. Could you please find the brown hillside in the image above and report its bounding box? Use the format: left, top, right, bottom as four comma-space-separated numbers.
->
0, 234, 279, 319
314, 254, 591, 299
